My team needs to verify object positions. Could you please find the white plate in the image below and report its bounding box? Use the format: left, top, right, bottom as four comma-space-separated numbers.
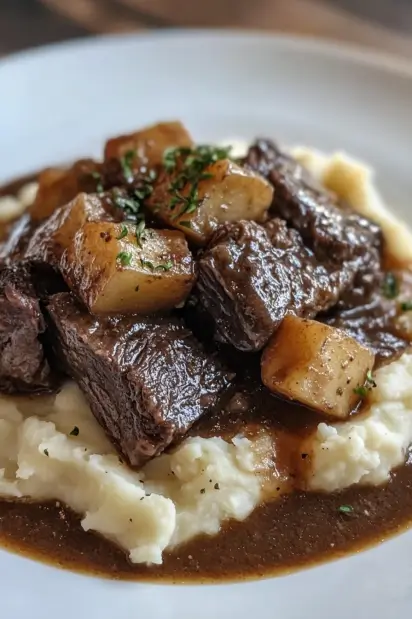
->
1, 31, 412, 619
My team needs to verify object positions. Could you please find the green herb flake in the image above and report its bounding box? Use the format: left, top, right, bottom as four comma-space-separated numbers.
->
179, 220, 192, 229
91, 171, 104, 194
44, 449, 49, 457
117, 251, 132, 267
354, 369, 377, 397
140, 258, 154, 271
116, 225, 128, 240
214, 483, 220, 490
353, 385, 368, 398
366, 370, 377, 388
70, 426, 80, 437
162, 144, 231, 219
120, 150, 135, 181
401, 301, 412, 312
135, 219, 146, 246
155, 260, 173, 272
382, 272, 399, 299
338, 505, 354, 514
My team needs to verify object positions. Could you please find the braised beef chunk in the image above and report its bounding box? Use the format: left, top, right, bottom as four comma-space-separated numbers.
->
323, 294, 408, 364
197, 220, 352, 351
244, 139, 382, 297
47, 293, 231, 466
0, 265, 52, 393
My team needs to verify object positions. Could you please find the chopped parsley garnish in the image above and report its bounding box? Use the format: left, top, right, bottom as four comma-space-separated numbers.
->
135, 219, 146, 247
366, 369, 377, 388
117, 251, 132, 267
200, 488, 206, 494
112, 191, 143, 218
214, 483, 220, 490
353, 385, 367, 397
111, 167, 156, 221
401, 301, 412, 311
140, 258, 154, 271
91, 171, 104, 193
179, 220, 192, 229
338, 505, 354, 514
382, 272, 399, 299
155, 260, 173, 272
116, 225, 128, 240
44, 449, 49, 457
354, 369, 376, 397
70, 426, 79, 436
162, 145, 231, 219
120, 150, 135, 181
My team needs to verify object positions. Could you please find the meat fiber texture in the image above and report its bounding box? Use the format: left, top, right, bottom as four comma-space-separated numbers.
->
47, 293, 232, 467
0, 382, 271, 564
0, 265, 52, 393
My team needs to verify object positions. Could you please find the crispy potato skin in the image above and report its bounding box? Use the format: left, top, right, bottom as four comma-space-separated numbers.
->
60, 222, 195, 315
261, 315, 375, 419
104, 121, 193, 166
30, 160, 100, 221
25, 193, 110, 265
147, 159, 273, 245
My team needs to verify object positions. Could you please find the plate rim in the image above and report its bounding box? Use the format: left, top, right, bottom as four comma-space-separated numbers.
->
1, 28, 412, 79
1, 27, 412, 619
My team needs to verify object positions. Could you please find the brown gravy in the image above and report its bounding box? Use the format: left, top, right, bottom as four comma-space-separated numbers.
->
1, 379, 412, 582
1, 462, 412, 583
1, 173, 412, 583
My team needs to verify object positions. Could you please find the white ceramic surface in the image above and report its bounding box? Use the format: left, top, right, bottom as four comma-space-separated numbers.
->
1, 31, 412, 619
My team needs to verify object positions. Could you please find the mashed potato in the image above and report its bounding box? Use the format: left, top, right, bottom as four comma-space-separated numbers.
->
306, 354, 412, 492
0, 383, 270, 564
0, 181, 38, 222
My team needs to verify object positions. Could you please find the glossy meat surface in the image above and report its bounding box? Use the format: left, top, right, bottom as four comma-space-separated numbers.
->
47, 293, 231, 466
197, 220, 350, 351
0, 265, 52, 393
244, 139, 382, 297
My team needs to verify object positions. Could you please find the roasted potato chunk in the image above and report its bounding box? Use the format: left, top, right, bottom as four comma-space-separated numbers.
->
147, 158, 273, 245
261, 315, 375, 419
30, 159, 101, 221
60, 222, 195, 314
25, 193, 110, 265
104, 121, 193, 166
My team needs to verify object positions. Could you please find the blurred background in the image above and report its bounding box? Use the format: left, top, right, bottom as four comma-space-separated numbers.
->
1, 0, 412, 58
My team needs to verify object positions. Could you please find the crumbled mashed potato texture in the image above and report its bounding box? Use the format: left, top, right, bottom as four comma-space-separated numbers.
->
0, 384, 265, 565
0, 182, 38, 222
307, 354, 412, 492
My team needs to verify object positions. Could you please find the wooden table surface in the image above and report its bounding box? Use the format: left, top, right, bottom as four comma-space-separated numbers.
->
1, 0, 412, 59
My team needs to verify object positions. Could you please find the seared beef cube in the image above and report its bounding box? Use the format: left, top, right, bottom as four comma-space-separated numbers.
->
0, 265, 52, 393
244, 139, 382, 260
244, 140, 382, 297
47, 293, 231, 466
197, 220, 348, 351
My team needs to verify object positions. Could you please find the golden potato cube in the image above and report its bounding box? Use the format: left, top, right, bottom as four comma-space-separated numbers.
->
104, 121, 193, 166
261, 315, 375, 419
30, 159, 101, 221
25, 193, 110, 264
147, 159, 273, 245
60, 222, 195, 314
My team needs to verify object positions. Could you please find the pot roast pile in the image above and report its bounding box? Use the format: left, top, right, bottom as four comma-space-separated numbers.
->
0, 122, 408, 467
